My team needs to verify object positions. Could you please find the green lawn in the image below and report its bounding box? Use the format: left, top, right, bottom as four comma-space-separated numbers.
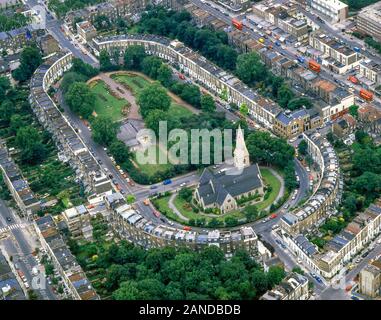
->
111, 73, 193, 121
152, 168, 282, 226
133, 144, 174, 178
256, 168, 282, 211
88, 80, 129, 122
111, 73, 150, 96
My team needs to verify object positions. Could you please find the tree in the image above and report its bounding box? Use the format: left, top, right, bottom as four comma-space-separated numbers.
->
64, 82, 95, 118
141, 56, 163, 79
292, 266, 304, 275
157, 64, 173, 88
277, 84, 295, 109
9, 114, 25, 134
239, 103, 249, 116
27, 289, 39, 300
349, 104, 359, 118
92, 115, 117, 146
243, 205, 258, 221
113, 280, 140, 300
99, 50, 114, 72
15, 126, 47, 164
200, 94, 216, 113
266, 266, 286, 288
179, 84, 201, 108
124, 45, 147, 70
0, 76, 10, 100
12, 46, 42, 82
144, 109, 169, 135
298, 140, 308, 156
137, 82, 171, 118
224, 216, 238, 227
246, 131, 294, 167
178, 188, 193, 202
0, 99, 14, 123
236, 52, 268, 85
353, 171, 381, 197
126, 195, 136, 204
287, 97, 313, 111
71, 58, 98, 79
61, 72, 87, 93
252, 269, 268, 294
93, 15, 111, 30
109, 140, 131, 164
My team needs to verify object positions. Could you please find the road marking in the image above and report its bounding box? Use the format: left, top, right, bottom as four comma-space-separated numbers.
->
0, 223, 27, 234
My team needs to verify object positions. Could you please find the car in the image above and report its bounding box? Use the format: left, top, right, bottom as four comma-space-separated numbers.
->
169, 221, 174, 226
6, 217, 12, 222
351, 296, 360, 300
283, 204, 289, 209
163, 179, 172, 185
310, 272, 316, 278
14, 263, 19, 270
150, 185, 158, 190
180, 182, 186, 187
120, 190, 126, 195
275, 239, 282, 245
315, 276, 323, 283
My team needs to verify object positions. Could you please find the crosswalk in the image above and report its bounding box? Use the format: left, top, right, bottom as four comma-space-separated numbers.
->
0, 223, 26, 234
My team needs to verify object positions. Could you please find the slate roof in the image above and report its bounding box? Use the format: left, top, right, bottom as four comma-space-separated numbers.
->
197, 164, 263, 206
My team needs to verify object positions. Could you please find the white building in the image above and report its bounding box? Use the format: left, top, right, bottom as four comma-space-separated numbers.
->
307, 0, 348, 22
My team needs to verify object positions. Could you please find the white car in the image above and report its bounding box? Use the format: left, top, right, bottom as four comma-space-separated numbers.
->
180, 182, 186, 187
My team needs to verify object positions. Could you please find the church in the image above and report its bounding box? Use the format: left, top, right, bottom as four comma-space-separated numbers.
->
194, 126, 264, 214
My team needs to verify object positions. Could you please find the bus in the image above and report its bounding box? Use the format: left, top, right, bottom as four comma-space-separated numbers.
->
309, 60, 321, 72
232, 19, 243, 30
359, 88, 373, 101
348, 76, 359, 84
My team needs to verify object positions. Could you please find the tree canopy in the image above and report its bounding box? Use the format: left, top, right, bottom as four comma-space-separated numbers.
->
64, 82, 96, 119
137, 82, 171, 118
12, 46, 42, 82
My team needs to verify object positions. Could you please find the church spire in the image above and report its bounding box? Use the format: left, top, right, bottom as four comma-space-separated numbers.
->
234, 125, 250, 170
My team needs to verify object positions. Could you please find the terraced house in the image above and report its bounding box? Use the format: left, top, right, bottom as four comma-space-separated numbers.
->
280, 132, 342, 235
283, 201, 381, 279
91, 34, 282, 130
29, 53, 112, 195
0, 144, 40, 215
106, 193, 259, 257
34, 215, 99, 300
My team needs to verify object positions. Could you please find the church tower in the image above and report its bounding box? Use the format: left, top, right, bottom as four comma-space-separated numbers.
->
234, 126, 250, 170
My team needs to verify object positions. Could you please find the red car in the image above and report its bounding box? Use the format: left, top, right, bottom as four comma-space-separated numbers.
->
270, 214, 278, 219
183, 226, 192, 231
153, 211, 160, 218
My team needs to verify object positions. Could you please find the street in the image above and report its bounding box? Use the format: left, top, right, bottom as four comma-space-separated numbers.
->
0, 199, 57, 300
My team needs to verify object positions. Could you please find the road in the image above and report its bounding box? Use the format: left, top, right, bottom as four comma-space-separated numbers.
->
190, 0, 381, 110
0, 199, 57, 300
25, 0, 330, 298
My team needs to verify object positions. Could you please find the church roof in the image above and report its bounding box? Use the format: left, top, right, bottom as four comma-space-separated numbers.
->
197, 164, 263, 206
